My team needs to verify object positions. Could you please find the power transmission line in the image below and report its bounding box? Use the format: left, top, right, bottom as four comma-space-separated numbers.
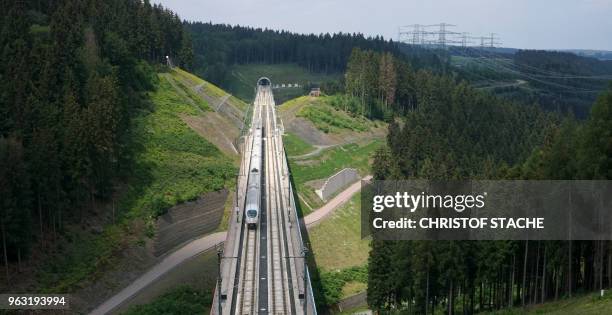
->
465, 48, 602, 92
398, 23, 500, 50
397, 24, 609, 93
399, 23, 461, 49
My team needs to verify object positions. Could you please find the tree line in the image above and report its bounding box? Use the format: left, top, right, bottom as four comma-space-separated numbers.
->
184, 22, 443, 87
350, 46, 612, 313
0, 0, 192, 277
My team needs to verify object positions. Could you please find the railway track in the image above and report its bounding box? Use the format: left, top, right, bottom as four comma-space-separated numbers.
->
235, 99, 262, 315
238, 228, 258, 314
264, 90, 293, 314
229, 81, 308, 315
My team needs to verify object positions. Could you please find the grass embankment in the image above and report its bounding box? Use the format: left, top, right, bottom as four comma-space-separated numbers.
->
277, 95, 308, 113
283, 132, 315, 156
289, 140, 382, 213
485, 292, 612, 315
281, 96, 383, 212
37, 70, 235, 293
297, 100, 371, 134
281, 95, 382, 135
226, 63, 341, 103
122, 286, 211, 315
121, 72, 235, 219
174, 68, 248, 112
309, 194, 370, 304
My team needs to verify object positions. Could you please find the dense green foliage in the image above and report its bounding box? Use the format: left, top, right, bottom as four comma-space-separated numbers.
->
320, 266, 368, 305
0, 0, 192, 280
185, 22, 404, 86
123, 286, 211, 315
365, 43, 612, 313
185, 22, 451, 104
32, 70, 235, 294
344, 49, 417, 120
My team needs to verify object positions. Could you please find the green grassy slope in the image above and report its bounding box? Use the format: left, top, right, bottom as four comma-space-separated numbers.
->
485, 292, 612, 315
278, 95, 385, 142
227, 63, 341, 103
123, 286, 211, 315
36, 69, 236, 294
287, 96, 380, 134
120, 71, 236, 219
282, 132, 315, 156
309, 194, 370, 303
297, 102, 371, 133
289, 140, 382, 214
280, 95, 385, 213
175, 68, 248, 112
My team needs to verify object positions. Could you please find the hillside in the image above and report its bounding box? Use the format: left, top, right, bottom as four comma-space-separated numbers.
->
450, 48, 612, 117
169, 68, 248, 158
279, 95, 386, 147
226, 63, 341, 103
186, 22, 402, 89
486, 292, 612, 315
118, 68, 241, 220
278, 95, 385, 213
276, 95, 383, 307
4, 67, 244, 312
308, 194, 370, 305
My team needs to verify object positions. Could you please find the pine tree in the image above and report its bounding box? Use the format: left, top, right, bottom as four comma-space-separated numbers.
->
0, 136, 31, 281
85, 73, 119, 197
0, 2, 31, 134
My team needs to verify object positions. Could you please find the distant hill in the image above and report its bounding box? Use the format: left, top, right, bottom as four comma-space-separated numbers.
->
449, 46, 612, 61
562, 49, 612, 61
448, 47, 612, 117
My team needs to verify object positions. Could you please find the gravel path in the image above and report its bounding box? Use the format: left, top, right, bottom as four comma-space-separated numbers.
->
89, 232, 227, 315
304, 176, 372, 227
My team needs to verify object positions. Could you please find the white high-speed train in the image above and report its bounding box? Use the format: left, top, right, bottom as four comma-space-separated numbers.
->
245, 109, 263, 229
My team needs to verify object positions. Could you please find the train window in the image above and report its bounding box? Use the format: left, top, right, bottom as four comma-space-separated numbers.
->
247, 210, 257, 218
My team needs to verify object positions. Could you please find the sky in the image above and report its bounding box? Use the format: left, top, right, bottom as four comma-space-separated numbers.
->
155, 0, 612, 51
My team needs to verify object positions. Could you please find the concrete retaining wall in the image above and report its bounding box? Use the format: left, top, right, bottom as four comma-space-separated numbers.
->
336, 291, 367, 313
154, 189, 228, 256
315, 168, 360, 201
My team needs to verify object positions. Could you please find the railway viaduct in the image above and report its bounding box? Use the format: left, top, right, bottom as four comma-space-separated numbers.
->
211, 78, 317, 315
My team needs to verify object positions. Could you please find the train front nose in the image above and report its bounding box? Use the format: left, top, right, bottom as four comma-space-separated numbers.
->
246, 209, 259, 229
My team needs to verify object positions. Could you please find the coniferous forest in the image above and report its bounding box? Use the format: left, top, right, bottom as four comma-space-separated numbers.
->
0, 0, 192, 276
185, 22, 451, 87
345, 47, 612, 313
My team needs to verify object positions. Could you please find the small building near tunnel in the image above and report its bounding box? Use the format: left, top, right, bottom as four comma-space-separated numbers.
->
310, 88, 321, 97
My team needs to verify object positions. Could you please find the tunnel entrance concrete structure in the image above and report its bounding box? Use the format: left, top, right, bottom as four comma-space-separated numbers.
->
257, 77, 271, 87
